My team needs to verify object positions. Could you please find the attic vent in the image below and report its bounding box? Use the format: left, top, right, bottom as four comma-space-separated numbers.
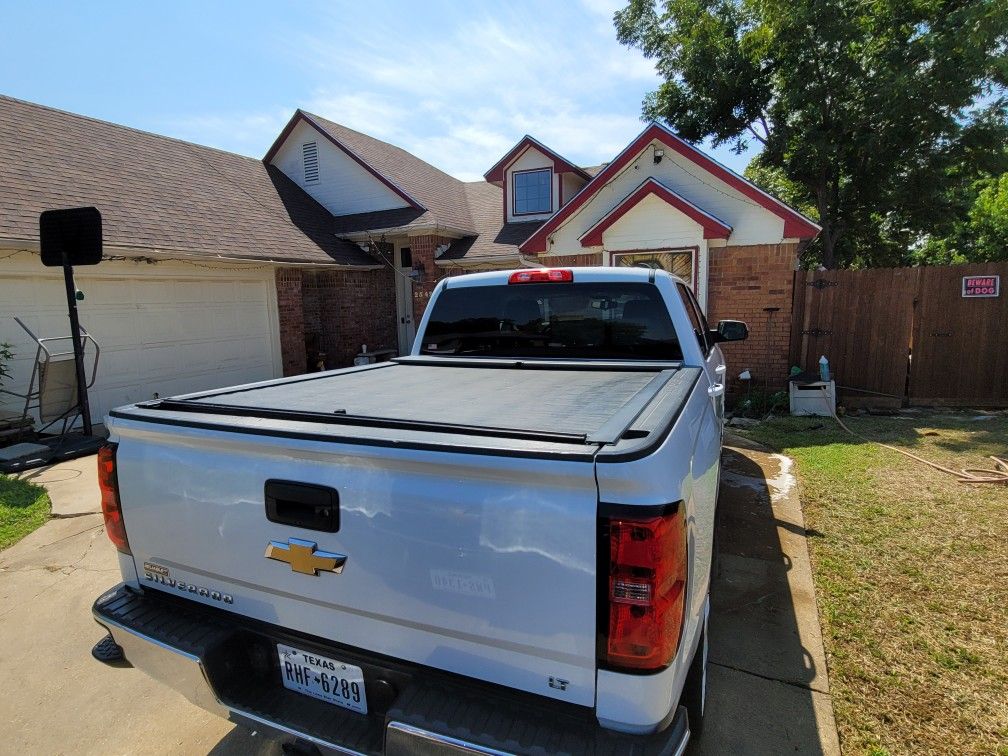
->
302, 142, 320, 184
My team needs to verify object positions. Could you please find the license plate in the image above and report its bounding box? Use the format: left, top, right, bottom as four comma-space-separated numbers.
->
277, 643, 368, 714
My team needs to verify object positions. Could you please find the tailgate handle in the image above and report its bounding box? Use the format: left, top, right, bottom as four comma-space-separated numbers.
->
265, 480, 339, 532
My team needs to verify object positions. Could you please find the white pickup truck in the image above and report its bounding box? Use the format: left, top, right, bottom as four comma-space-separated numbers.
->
92, 267, 747, 755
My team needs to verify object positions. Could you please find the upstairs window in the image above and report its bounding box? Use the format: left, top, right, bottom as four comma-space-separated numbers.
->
513, 168, 551, 215
302, 141, 320, 184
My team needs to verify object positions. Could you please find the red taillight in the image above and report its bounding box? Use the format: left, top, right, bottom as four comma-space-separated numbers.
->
508, 269, 574, 284
97, 443, 130, 554
601, 509, 687, 671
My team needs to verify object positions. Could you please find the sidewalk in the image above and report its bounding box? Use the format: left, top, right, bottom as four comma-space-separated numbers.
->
691, 434, 840, 755
15, 453, 101, 517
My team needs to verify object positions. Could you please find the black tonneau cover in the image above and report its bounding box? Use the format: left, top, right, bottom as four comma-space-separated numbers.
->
114, 359, 701, 459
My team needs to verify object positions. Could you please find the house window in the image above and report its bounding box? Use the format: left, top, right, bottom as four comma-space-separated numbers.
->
612, 249, 697, 292
513, 168, 552, 215
302, 141, 319, 184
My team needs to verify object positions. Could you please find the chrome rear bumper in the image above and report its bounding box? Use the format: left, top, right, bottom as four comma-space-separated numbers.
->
94, 584, 689, 755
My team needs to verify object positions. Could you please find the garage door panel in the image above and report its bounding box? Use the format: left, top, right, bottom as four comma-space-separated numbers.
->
86, 278, 137, 306
90, 313, 141, 349
214, 337, 262, 364
180, 341, 225, 368
182, 283, 219, 305
97, 347, 143, 385
207, 280, 237, 302
238, 281, 266, 302
0, 261, 279, 425
138, 308, 191, 344
233, 304, 270, 334
211, 307, 241, 339
131, 279, 181, 305
3, 279, 49, 308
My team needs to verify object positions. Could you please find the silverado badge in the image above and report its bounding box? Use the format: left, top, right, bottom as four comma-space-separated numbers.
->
265, 538, 347, 576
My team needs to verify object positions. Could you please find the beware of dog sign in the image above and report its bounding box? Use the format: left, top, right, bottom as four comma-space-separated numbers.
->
962, 275, 1000, 298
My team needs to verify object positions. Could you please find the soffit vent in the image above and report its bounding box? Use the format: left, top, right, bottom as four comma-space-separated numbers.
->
302, 141, 320, 184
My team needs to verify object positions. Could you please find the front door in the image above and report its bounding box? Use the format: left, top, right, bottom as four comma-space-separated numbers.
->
394, 246, 415, 355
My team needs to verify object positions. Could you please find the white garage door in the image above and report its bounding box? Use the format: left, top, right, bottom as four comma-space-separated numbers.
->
0, 254, 281, 426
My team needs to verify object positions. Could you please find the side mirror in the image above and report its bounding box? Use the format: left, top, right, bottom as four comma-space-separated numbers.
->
712, 319, 748, 343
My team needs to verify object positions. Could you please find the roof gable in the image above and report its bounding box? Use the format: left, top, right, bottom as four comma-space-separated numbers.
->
265, 111, 425, 212
579, 177, 732, 247
484, 135, 592, 184
520, 123, 820, 253
299, 112, 478, 235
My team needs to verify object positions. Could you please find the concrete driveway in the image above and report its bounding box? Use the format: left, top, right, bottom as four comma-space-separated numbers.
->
0, 438, 838, 755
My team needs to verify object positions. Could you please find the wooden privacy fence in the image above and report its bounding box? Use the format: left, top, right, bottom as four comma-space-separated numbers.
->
790, 262, 1008, 407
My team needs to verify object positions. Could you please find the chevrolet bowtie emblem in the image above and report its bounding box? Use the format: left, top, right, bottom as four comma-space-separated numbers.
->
265, 538, 347, 576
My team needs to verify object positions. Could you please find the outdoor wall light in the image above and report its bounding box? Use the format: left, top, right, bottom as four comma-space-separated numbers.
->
410, 261, 426, 283
653, 148, 665, 164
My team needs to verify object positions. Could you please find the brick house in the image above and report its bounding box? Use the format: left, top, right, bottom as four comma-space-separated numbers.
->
264, 113, 819, 390
0, 95, 818, 424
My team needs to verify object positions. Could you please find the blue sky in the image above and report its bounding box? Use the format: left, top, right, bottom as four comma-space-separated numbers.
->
2, 0, 757, 181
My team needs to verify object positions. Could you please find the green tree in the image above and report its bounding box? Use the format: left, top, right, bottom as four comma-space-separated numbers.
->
913, 172, 1008, 264
966, 172, 1008, 261
615, 0, 1008, 268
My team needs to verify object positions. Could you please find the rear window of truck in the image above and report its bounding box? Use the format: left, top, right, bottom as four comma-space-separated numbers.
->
420, 282, 683, 360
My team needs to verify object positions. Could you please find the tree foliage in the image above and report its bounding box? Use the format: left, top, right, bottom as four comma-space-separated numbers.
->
912, 172, 1008, 264
615, 0, 1008, 268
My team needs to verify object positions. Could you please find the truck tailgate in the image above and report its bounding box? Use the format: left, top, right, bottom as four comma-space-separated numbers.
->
112, 419, 601, 705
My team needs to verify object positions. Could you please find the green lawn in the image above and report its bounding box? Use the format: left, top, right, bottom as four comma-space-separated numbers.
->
743, 412, 1008, 755
0, 474, 51, 550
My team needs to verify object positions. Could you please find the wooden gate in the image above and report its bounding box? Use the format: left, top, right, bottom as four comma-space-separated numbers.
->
909, 262, 1008, 405
790, 262, 1008, 407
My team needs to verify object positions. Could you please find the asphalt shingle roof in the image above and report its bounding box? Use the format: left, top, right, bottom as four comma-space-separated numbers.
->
0, 95, 377, 266
0, 96, 598, 268
438, 182, 539, 261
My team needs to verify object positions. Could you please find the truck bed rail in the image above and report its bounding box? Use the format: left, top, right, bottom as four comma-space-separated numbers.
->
132, 361, 693, 448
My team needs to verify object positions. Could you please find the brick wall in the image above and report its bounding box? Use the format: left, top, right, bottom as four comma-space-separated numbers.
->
707, 243, 797, 395
278, 244, 796, 386
539, 252, 604, 266
439, 252, 603, 278
408, 235, 454, 323
275, 268, 306, 376
276, 266, 396, 375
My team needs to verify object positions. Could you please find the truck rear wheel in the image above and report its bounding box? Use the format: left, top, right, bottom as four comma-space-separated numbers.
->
681, 599, 708, 737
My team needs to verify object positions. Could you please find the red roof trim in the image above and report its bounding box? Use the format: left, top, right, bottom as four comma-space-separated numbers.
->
520, 123, 820, 253
263, 110, 425, 211
579, 178, 732, 247
484, 135, 592, 183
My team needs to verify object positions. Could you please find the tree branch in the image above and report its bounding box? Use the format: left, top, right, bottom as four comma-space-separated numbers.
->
746, 124, 768, 146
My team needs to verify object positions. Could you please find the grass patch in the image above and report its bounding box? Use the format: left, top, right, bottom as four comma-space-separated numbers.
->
0, 474, 51, 550
743, 412, 1008, 754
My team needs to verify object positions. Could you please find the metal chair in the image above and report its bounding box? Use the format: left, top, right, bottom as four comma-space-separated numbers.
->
0, 315, 100, 435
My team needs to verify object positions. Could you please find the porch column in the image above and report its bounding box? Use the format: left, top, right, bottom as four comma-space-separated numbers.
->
275, 267, 307, 376
408, 234, 453, 324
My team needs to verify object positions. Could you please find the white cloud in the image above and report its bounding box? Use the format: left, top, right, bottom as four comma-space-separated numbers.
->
579, 0, 625, 17
153, 2, 663, 176
293, 2, 658, 180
